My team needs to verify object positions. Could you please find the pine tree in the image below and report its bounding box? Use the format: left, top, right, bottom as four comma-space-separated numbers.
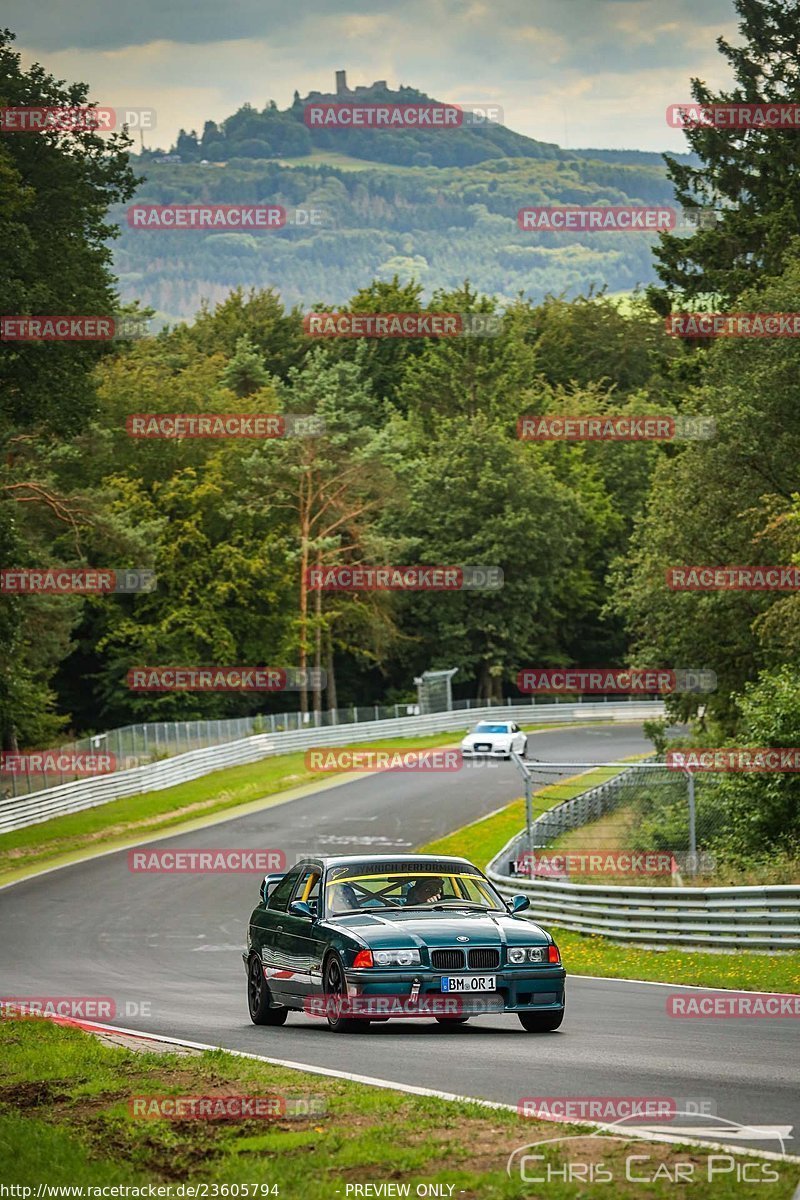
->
219, 336, 270, 397
651, 0, 800, 307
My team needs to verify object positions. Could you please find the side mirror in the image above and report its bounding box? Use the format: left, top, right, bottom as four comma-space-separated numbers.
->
289, 900, 314, 920
508, 894, 530, 914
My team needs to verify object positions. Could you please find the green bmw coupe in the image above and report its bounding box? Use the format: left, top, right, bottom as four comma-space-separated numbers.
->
243, 854, 565, 1033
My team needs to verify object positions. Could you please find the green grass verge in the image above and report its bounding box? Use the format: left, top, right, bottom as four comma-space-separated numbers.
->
0, 722, 587, 886
1, 1018, 797, 1198
418, 767, 800, 993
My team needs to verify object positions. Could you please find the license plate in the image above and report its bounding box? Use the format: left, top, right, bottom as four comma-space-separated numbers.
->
441, 975, 496, 992
474, 743, 492, 752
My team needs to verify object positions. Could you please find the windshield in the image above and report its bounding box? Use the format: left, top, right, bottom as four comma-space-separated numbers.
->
474, 723, 510, 734
325, 868, 505, 915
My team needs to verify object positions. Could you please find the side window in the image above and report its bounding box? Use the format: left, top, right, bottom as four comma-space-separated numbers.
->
267, 867, 302, 912
292, 868, 321, 912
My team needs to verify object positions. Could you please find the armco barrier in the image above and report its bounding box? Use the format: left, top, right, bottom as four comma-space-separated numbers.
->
486, 768, 800, 951
0, 701, 662, 835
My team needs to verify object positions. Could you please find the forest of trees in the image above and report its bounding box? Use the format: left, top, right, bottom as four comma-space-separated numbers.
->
2, 0, 800, 860
114, 153, 679, 319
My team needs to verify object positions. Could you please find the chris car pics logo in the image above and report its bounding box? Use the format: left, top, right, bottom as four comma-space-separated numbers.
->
507, 1113, 789, 1185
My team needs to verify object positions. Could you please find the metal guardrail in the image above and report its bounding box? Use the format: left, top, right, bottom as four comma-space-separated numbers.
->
487, 765, 800, 951
0, 700, 663, 835
3, 693, 656, 798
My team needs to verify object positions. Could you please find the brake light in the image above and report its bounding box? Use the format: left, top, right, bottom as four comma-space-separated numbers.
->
353, 950, 374, 968
548, 943, 561, 964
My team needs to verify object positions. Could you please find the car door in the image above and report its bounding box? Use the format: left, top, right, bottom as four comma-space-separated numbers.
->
250, 865, 302, 1002
512, 723, 526, 754
280, 866, 326, 1003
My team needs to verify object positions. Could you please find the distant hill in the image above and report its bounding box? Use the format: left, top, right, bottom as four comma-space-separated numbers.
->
144, 72, 568, 170
119, 73, 690, 321
569, 147, 698, 167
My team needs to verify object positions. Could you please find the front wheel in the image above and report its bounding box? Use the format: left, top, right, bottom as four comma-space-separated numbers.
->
323, 953, 363, 1033
518, 1009, 564, 1032
247, 954, 288, 1026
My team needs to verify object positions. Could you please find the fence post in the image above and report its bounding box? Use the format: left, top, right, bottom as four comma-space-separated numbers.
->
525, 770, 533, 860
687, 770, 697, 873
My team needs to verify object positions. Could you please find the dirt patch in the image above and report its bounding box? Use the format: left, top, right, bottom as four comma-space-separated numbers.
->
0, 1079, 72, 1109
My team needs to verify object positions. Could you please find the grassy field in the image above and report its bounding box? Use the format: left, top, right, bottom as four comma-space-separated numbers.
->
419, 768, 800, 994
1, 1017, 797, 1198
0, 722, 585, 886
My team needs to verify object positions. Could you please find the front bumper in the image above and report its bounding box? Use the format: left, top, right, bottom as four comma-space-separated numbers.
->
343, 966, 566, 1013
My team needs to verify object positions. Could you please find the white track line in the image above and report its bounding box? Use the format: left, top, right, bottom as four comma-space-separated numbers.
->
570, 974, 800, 995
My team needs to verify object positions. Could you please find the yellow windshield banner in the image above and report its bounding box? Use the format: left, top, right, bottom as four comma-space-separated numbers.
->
325, 872, 484, 888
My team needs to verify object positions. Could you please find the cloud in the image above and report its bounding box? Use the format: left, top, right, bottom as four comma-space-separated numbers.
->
10, 0, 740, 151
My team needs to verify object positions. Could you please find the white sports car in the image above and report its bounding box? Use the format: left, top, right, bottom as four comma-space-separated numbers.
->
461, 720, 527, 759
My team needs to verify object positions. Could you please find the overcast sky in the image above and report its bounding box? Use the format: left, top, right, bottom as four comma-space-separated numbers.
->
9, 0, 740, 153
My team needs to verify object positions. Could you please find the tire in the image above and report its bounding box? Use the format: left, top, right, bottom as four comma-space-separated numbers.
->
518, 1008, 564, 1032
247, 954, 288, 1026
323, 952, 363, 1033
435, 1017, 469, 1025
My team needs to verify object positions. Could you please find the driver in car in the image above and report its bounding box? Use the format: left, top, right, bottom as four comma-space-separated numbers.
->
405, 877, 444, 904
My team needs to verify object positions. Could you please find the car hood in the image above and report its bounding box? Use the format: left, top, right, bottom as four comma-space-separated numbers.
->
328, 908, 549, 949
463, 732, 512, 743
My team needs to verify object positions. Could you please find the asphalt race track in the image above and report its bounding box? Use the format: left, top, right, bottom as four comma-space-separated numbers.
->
1, 722, 796, 1156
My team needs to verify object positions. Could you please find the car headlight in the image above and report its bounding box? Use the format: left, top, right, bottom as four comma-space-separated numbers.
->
508, 947, 548, 964
373, 949, 421, 967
